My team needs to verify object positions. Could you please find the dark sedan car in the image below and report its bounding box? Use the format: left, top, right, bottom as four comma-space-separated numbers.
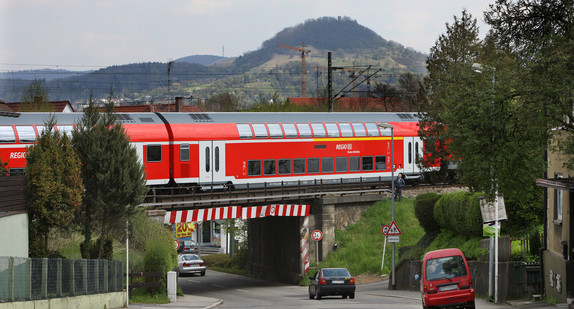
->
309, 268, 356, 300
177, 240, 199, 254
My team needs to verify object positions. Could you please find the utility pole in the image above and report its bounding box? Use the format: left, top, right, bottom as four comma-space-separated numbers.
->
328, 52, 333, 112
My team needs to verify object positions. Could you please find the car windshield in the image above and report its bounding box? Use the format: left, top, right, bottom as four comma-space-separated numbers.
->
322, 269, 350, 278
426, 255, 467, 281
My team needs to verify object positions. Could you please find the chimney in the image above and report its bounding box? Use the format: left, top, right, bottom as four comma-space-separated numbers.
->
175, 97, 183, 112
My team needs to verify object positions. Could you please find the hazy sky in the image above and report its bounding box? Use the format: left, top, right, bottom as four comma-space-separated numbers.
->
1, 0, 493, 71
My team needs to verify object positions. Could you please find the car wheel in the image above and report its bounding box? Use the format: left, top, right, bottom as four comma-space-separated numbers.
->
316, 291, 322, 300
200, 271, 205, 276
466, 301, 475, 309
349, 293, 355, 299
342, 295, 348, 299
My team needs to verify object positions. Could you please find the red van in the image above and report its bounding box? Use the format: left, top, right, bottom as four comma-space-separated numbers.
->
418, 248, 475, 309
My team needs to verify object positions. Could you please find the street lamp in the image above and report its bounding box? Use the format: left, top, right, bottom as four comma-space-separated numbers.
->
377, 122, 395, 289
473, 63, 500, 303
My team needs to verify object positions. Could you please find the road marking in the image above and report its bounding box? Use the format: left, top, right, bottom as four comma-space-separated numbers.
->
212, 284, 226, 288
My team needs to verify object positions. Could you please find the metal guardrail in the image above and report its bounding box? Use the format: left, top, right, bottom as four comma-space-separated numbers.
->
0, 257, 123, 303
142, 177, 393, 209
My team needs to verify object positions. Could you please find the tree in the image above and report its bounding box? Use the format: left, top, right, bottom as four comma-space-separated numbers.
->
73, 95, 148, 259
398, 72, 426, 112
420, 10, 482, 182
420, 9, 547, 230
26, 117, 83, 257
19, 80, 54, 112
370, 82, 402, 111
485, 0, 574, 168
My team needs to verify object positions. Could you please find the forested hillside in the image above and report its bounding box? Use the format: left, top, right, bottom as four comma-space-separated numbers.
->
0, 16, 427, 106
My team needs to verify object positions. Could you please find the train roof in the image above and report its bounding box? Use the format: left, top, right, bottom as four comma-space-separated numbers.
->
0, 111, 421, 126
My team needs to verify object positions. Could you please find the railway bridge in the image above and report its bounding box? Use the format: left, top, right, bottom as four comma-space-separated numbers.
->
143, 180, 393, 283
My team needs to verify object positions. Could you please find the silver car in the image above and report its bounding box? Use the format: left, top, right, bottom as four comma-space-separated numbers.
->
177, 254, 206, 276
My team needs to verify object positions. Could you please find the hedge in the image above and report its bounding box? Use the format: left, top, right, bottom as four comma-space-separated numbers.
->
434, 191, 483, 237
414, 193, 442, 233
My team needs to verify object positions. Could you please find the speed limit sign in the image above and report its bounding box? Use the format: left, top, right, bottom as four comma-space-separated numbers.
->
312, 229, 323, 241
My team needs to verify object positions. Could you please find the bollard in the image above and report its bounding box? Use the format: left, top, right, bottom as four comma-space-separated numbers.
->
167, 271, 177, 303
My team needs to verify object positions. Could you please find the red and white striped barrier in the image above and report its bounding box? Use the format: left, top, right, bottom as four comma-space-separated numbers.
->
242, 204, 310, 219
300, 216, 310, 274
164, 206, 242, 224
164, 204, 310, 224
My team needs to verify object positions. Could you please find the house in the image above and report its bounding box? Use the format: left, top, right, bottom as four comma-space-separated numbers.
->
94, 97, 204, 113
535, 129, 574, 305
2, 101, 75, 113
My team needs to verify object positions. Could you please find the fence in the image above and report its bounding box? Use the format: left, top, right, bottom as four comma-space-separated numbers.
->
0, 256, 123, 303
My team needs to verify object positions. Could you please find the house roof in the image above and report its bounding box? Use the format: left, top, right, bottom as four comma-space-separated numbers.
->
96, 104, 204, 113
3, 101, 75, 112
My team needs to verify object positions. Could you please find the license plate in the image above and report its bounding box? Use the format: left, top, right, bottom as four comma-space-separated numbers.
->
439, 284, 458, 291
332, 280, 344, 284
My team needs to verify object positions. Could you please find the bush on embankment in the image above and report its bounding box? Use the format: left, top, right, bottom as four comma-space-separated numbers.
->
414, 193, 442, 233
433, 191, 483, 237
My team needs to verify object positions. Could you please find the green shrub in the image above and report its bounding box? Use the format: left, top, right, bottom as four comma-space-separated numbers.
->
529, 229, 542, 256
434, 191, 483, 237
414, 193, 442, 233
143, 237, 177, 293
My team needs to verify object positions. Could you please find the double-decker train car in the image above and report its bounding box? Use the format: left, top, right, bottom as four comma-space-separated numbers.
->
0, 112, 434, 188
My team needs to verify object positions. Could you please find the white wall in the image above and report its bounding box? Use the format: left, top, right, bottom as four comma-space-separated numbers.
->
0, 213, 29, 257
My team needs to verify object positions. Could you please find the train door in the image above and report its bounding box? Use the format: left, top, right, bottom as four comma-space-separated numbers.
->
198, 141, 226, 186
403, 136, 423, 176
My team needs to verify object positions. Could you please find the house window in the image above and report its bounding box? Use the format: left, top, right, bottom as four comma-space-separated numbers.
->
554, 174, 563, 224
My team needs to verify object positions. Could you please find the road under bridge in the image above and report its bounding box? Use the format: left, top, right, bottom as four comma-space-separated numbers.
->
146, 183, 392, 284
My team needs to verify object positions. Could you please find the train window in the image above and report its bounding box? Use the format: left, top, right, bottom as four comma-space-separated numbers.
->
308, 158, 320, 174
282, 123, 298, 138
352, 123, 367, 137
180, 144, 190, 161
375, 156, 386, 171
339, 123, 353, 137
278, 159, 291, 175
248, 160, 261, 176
252, 123, 268, 138
336, 157, 347, 173
0, 126, 16, 143
293, 158, 306, 174
205, 147, 210, 172
349, 156, 360, 172
215, 146, 220, 172
56, 125, 74, 137
37, 126, 48, 136
263, 159, 276, 175
237, 124, 253, 139
296, 123, 312, 138
321, 157, 334, 173
311, 123, 326, 138
147, 145, 162, 162
267, 124, 283, 138
325, 123, 340, 138
362, 156, 374, 171
408, 142, 412, 164
365, 123, 380, 137
16, 126, 37, 143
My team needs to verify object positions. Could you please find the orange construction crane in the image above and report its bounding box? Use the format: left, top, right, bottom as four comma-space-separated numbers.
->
278, 41, 311, 97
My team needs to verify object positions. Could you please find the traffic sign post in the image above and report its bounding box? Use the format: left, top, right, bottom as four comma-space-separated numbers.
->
312, 229, 322, 264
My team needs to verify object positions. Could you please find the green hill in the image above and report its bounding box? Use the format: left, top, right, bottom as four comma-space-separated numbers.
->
0, 16, 428, 105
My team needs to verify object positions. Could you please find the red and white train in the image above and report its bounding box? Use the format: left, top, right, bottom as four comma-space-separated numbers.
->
0, 112, 435, 188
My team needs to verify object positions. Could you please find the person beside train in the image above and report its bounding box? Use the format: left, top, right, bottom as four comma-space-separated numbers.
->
393, 173, 405, 202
